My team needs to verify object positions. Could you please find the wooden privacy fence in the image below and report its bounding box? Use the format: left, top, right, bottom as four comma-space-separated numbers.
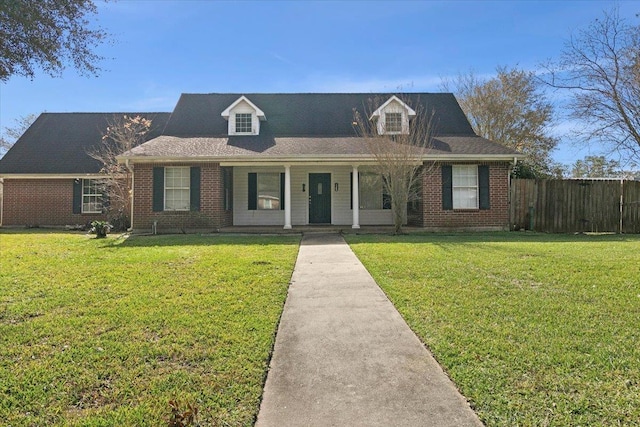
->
510, 179, 640, 233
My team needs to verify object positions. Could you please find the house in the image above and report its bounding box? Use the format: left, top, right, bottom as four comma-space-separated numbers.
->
0, 93, 521, 231
0, 113, 170, 227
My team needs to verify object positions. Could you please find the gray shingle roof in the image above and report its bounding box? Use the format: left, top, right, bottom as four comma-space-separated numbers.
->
123, 92, 517, 160
0, 93, 519, 174
162, 93, 476, 137
124, 134, 516, 159
0, 113, 170, 174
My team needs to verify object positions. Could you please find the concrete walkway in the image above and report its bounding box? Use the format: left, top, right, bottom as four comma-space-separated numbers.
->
256, 234, 483, 427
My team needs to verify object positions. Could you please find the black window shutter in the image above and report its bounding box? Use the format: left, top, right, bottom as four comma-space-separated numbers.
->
72, 179, 82, 214
280, 172, 285, 210
223, 167, 233, 211
478, 165, 490, 210
442, 165, 453, 210
152, 167, 164, 212
190, 167, 201, 211
248, 173, 257, 210
382, 175, 391, 210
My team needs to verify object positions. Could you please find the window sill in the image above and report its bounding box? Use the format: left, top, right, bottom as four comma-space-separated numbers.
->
380, 131, 408, 136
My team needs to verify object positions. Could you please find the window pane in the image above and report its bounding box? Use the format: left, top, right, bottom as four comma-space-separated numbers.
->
83, 196, 101, 213
166, 167, 189, 188
453, 188, 477, 209
360, 173, 383, 210
258, 173, 280, 210
236, 113, 252, 133
385, 113, 402, 132
452, 165, 478, 209
165, 189, 190, 210
82, 179, 103, 213
165, 167, 190, 211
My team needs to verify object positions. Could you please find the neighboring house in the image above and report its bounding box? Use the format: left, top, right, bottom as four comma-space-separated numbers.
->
0, 113, 170, 227
0, 93, 521, 231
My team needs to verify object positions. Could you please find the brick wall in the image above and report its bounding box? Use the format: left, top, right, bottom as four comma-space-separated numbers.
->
1, 179, 106, 226
133, 162, 232, 232
420, 162, 511, 230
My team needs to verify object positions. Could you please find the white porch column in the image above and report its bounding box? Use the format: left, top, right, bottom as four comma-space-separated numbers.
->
284, 165, 292, 229
352, 165, 360, 229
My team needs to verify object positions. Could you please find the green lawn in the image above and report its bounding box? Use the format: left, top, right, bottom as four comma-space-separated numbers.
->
347, 233, 640, 427
0, 231, 299, 426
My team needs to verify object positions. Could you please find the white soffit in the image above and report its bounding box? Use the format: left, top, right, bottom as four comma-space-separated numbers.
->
220, 95, 266, 121
369, 95, 417, 120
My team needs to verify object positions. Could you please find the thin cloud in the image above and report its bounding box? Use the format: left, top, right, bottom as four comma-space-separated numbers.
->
303, 75, 444, 93
269, 52, 298, 67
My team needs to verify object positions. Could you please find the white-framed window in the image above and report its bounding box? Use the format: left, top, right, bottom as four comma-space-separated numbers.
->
355, 173, 391, 210
82, 179, 103, 213
385, 112, 402, 133
258, 173, 281, 210
165, 167, 190, 211
452, 165, 478, 209
359, 173, 383, 210
235, 113, 252, 133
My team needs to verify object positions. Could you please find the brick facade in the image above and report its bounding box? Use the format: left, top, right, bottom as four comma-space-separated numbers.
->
132, 162, 232, 232
1, 179, 106, 226
2, 162, 511, 231
418, 162, 511, 230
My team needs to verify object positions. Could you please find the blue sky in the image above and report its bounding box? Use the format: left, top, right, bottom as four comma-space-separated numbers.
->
1, 0, 638, 165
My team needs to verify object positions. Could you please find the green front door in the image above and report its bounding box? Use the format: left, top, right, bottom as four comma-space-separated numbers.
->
309, 173, 331, 224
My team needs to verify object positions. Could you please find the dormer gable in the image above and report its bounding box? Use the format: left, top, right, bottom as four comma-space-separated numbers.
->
369, 95, 416, 135
221, 96, 266, 135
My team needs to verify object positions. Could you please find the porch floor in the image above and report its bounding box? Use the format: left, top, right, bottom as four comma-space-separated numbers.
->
217, 225, 425, 235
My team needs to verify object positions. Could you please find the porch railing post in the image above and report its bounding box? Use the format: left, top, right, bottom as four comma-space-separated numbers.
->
284, 165, 292, 229
352, 165, 360, 229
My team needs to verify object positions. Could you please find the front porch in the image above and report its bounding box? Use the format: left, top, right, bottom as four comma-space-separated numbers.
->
230, 164, 396, 229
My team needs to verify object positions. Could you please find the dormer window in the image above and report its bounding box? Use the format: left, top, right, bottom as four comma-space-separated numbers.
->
385, 113, 402, 133
221, 96, 266, 136
235, 113, 252, 133
370, 95, 416, 136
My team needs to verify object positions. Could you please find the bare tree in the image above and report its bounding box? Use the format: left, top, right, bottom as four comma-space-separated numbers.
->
443, 67, 558, 178
353, 96, 436, 233
89, 115, 152, 229
0, 113, 37, 157
571, 155, 622, 178
0, 0, 108, 81
542, 7, 640, 163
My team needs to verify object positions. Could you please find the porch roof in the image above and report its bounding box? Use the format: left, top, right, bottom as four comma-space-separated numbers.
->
119, 134, 519, 162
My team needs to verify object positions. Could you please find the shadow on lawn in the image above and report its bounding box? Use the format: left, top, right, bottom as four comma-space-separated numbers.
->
346, 231, 640, 245
107, 233, 302, 248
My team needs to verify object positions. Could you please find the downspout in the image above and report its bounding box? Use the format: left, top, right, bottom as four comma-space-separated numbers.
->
125, 159, 134, 231
508, 156, 518, 231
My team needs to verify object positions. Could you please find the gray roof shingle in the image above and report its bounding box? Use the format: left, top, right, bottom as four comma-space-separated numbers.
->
0, 113, 170, 174
123, 92, 517, 160
124, 134, 516, 159
162, 93, 476, 137
0, 93, 519, 174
